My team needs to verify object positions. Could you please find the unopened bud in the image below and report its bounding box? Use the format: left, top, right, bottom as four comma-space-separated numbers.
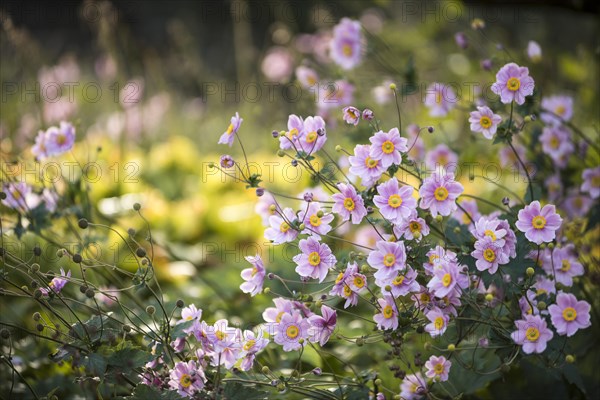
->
565, 354, 575, 363
133, 203, 141, 211
447, 344, 456, 351
31, 263, 40, 273
389, 83, 397, 90
78, 218, 89, 229
526, 267, 535, 277
176, 299, 185, 308
146, 306, 156, 315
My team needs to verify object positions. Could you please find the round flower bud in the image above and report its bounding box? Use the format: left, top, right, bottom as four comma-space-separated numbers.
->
277, 150, 285, 157
298, 223, 305, 231
78, 218, 89, 229
471, 18, 485, 30
356, 338, 364, 346
291, 159, 298, 167
31, 263, 40, 273
548, 243, 555, 249
1, 329, 10, 339
85, 288, 95, 298
416, 325, 425, 334
362, 109, 374, 120
72, 254, 83, 264
374, 378, 382, 386
435, 215, 444, 222
316, 210, 324, 218
315, 299, 322, 308
207, 162, 215, 168
34, 289, 43, 299
360, 264, 370, 273
298, 338, 304, 345
80, 285, 89, 294
526, 267, 535, 277
537, 301, 547, 310
291, 370, 299, 378
261, 366, 270, 374
127, 228, 136, 237
268, 204, 277, 212
136, 248, 147, 258
447, 344, 456, 352
0, 192, 6, 200
263, 287, 271, 294
122, 324, 132, 333
524, 115, 533, 123
276, 383, 286, 392
256, 188, 265, 197
303, 192, 313, 202
33, 246, 42, 256
33, 312, 41, 321
423, 342, 431, 350
335, 145, 342, 152
133, 203, 141, 211
427, 126, 435, 133
384, 285, 392, 292
36, 324, 44, 332
502, 197, 510, 206
312, 367, 322, 375
30, 280, 39, 289
271, 130, 279, 138
176, 299, 185, 308
481, 59, 493, 71
389, 83, 397, 90
55, 249, 64, 258
485, 293, 494, 302
279, 130, 286, 137
565, 354, 575, 364
146, 306, 156, 315
453, 227, 461, 233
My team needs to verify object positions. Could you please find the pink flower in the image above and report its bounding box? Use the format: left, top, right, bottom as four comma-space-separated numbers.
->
393, 213, 430, 242
261, 47, 293, 83
377, 267, 420, 297
373, 178, 416, 225
33, 121, 76, 160
510, 314, 554, 354
308, 305, 337, 346
369, 128, 408, 168
471, 236, 509, 274
469, 106, 502, 139
419, 171, 464, 217
425, 143, 458, 172
424, 83, 456, 117
427, 261, 464, 298
239, 330, 269, 371
295, 66, 319, 89
297, 115, 327, 154
526, 41, 542, 63
1, 182, 39, 211
348, 144, 386, 187
240, 255, 266, 296
367, 240, 407, 281
40, 268, 71, 296
279, 114, 304, 150
342, 106, 361, 126
425, 355, 451, 381
274, 312, 310, 351
539, 126, 574, 169
515, 201, 562, 245
168, 360, 206, 398
452, 199, 481, 226
179, 304, 202, 323
219, 154, 234, 168
373, 295, 399, 330
299, 202, 334, 238
317, 80, 355, 111
329, 18, 363, 70
548, 293, 591, 337
400, 373, 427, 400
293, 237, 336, 283
332, 183, 367, 224
491, 63, 535, 105
217, 112, 242, 147
581, 166, 600, 199
541, 95, 573, 126
329, 263, 367, 308
543, 245, 583, 287
264, 207, 299, 244
424, 307, 449, 337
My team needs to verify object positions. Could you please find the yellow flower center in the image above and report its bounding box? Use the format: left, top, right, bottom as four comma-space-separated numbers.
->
383, 253, 396, 267
308, 252, 321, 266
382, 140, 395, 154
309, 214, 321, 227
442, 273, 452, 287
288, 127, 299, 139
550, 137, 560, 149
12, 190, 21, 200
561, 259, 571, 272
393, 275, 405, 286
434, 187, 449, 201
420, 293, 431, 303
435, 92, 442, 104
388, 194, 403, 208
226, 123, 234, 135
306, 131, 318, 143
365, 156, 379, 169
525, 327, 540, 341
353, 276, 365, 288
434, 316, 444, 330
507, 77, 521, 91
555, 105, 565, 115
346, 108, 358, 119
342, 44, 353, 57
592, 176, 600, 187
335, 272, 345, 284
429, 254, 439, 264
343, 197, 355, 211
532, 215, 546, 230
180, 374, 192, 388
383, 305, 394, 319
343, 285, 352, 297
434, 363, 444, 374
484, 230, 497, 241
483, 248, 496, 262
251, 267, 258, 277
215, 330, 227, 341
276, 311, 285, 323
409, 221, 421, 233
480, 116, 492, 129
562, 307, 577, 321
243, 339, 256, 351
286, 325, 299, 339
56, 133, 67, 145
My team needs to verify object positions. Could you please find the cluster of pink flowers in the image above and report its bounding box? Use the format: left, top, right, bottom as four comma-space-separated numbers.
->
32, 121, 76, 160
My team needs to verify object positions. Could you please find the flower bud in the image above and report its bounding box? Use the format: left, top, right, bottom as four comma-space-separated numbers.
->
298, 223, 305, 231
485, 293, 494, 302
271, 130, 279, 138
207, 162, 215, 168
133, 203, 141, 211
374, 378, 382, 386
471, 18, 485, 30
384, 285, 392, 292
262, 366, 270, 374
85, 288, 95, 298
72, 254, 83, 264
526, 267, 535, 277
435, 215, 443, 222
389, 83, 397, 90
56, 249, 64, 258
502, 197, 510, 206
447, 344, 456, 352
277, 150, 285, 157
356, 337, 364, 346
312, 367, 322, 375
303, 192, 313, 202
427, 126, 435, 133
33, 246, 42, 256
316, 210, 324, 218
146, 306, 156, 315
78, 218, 89, 229
263, 287, 271, 294
34, 289, 43, 299
31, 263, 40, 273
481, 59, 493, 71
123, 324, 132, 333
33, 312, 41, 321
256, 188, 265, 197
565, 354, 575, 364
36, 323, 44, 332
362, 109, 374, 121
291, 159, 298, 167
176, 299, 185, 308
537, 301, 547, 310
0, 329, 10, 339
335, 145, 342, 152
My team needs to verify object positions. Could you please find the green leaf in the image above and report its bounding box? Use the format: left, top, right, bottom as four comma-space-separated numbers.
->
82, 353, 107, 376
107, 344, 152, 370
222, 382, 270, 399
562, 364, 587, 396
170, 320, 194, 339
